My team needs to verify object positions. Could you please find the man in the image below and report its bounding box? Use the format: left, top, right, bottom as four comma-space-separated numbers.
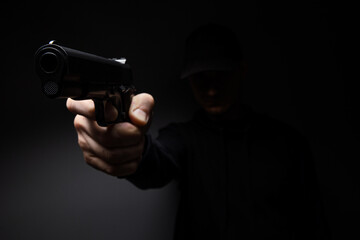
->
67, 23, 326, 239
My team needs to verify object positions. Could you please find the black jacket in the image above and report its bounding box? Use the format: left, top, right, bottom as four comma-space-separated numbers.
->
127, 105, 328, 240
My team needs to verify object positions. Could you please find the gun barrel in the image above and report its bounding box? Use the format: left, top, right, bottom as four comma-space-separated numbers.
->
39, 52, 59, 73
34, 42, 133, 99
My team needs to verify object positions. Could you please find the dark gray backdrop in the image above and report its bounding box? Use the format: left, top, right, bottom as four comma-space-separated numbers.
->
1, 1, 359, 239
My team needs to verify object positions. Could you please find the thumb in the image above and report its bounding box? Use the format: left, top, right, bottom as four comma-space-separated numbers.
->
129, 93, 155, 127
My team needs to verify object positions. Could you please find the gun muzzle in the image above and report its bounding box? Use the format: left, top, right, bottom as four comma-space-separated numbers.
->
39, 52, 59, 74
35, 42, 69, 98
34, 41, 133, 99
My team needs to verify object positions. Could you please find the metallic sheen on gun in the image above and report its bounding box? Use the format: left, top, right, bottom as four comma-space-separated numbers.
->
34, 41, 135, 126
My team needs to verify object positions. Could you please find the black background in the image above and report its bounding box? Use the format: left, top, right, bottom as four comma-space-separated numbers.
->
1, 1, 359, 239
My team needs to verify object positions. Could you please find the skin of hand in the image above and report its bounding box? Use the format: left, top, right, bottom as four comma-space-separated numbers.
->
66, 93, 154, 177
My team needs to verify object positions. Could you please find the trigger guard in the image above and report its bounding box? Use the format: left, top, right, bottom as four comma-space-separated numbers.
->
93, 98, 126, 127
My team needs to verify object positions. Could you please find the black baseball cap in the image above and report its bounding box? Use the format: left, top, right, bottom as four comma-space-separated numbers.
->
180, 23, 243, 79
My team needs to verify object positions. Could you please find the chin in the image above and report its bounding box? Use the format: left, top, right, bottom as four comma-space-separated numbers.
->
205, 106, 227, 115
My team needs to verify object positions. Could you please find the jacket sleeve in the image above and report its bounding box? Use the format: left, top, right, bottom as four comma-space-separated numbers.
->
125, 123, 187, 189
289, 134, 330, 240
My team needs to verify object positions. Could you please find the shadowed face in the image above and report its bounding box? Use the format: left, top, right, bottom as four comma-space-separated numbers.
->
189, 68, 242, 115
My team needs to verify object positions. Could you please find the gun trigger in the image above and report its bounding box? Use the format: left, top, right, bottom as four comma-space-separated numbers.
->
93, 99, 108, 127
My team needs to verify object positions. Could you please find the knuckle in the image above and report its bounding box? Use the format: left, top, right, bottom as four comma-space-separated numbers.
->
73, 115, 83, 131
77, 137, 87, 149
114, 123, 141, 142
83, 154, 93, 165
131, 125, 142, 137
127, 161, 139, 174
102, 148, 114, 162
126, 123, 142, 138
105, 166, 116, 176
96, 127, 115, 147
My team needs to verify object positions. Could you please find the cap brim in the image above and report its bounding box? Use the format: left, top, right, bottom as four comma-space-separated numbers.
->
180, 59, 237, 79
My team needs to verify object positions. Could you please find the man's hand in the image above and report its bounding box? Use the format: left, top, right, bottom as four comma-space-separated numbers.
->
66, 93, 154, 177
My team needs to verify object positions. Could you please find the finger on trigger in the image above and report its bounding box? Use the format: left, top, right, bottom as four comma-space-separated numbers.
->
104, 100, 118, 122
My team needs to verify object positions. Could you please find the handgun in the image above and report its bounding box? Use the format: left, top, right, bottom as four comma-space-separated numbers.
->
34, 41, 136, 126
